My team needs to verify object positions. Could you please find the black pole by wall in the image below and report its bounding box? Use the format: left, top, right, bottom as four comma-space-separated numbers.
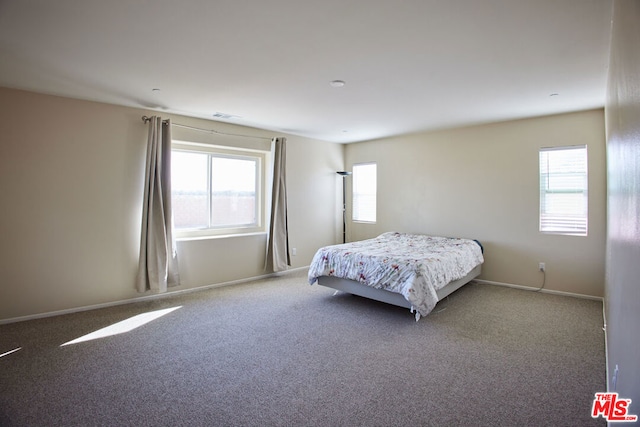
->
337, 171, 351, 244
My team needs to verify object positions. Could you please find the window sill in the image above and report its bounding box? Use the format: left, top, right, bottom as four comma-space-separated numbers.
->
175, 231, 267, 242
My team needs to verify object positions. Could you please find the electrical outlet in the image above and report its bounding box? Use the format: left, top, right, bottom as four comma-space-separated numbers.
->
292, 248, 297, 256
538, 262, 546, 272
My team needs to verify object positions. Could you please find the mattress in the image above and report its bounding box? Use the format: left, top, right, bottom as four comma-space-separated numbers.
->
308, 232, 484, 317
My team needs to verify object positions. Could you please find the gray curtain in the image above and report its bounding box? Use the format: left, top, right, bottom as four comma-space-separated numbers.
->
136, 116, 180, 292
267, 137, 291, 272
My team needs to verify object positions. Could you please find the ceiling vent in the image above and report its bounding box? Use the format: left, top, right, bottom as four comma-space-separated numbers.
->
213, 112, 240, 120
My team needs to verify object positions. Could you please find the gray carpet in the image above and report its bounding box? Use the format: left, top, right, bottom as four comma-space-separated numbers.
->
0, 270, 606, 426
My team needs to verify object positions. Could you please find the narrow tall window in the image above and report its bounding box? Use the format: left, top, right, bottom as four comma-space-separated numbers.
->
539, 145, 587, 235
352, 162, 377, 223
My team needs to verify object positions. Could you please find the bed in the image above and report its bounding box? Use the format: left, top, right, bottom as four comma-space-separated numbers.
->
307, 232, 484, 320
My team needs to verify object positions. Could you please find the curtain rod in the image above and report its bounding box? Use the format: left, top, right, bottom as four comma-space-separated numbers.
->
141, 116, 273, 141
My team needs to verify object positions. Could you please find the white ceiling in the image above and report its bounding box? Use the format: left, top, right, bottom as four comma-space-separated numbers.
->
0, 0, 612, 143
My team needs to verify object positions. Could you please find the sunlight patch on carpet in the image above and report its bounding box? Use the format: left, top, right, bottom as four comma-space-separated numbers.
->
61, 307, 181, 346
0, 347, 21, 358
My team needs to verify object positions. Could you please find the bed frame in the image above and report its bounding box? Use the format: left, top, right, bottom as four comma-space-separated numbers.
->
316, 264, 482, 312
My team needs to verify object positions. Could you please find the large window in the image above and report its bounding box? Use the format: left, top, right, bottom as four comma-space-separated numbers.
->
352, 162, 377, 223
539, 145, 587, 236
171, 141, 265, 238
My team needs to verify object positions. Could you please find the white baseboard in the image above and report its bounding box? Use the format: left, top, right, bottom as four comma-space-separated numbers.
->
2, 270, 604, 325
0, 266, 309, 325
474, 279, 604, 301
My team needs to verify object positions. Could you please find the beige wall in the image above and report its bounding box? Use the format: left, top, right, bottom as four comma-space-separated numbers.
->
604, 0, 640, 404
0, 86, 609, 322
0, 87, 343, 321
345, 109, 606, 297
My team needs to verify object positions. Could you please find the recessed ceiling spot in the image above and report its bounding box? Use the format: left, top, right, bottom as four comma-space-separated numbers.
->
330, 80, 346, 88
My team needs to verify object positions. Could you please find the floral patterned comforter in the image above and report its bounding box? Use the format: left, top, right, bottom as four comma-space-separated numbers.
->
308, 232, 484, 317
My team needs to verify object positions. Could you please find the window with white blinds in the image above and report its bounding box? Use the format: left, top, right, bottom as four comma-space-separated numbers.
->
352, 162, 377, 223
539, 145, 587, 235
